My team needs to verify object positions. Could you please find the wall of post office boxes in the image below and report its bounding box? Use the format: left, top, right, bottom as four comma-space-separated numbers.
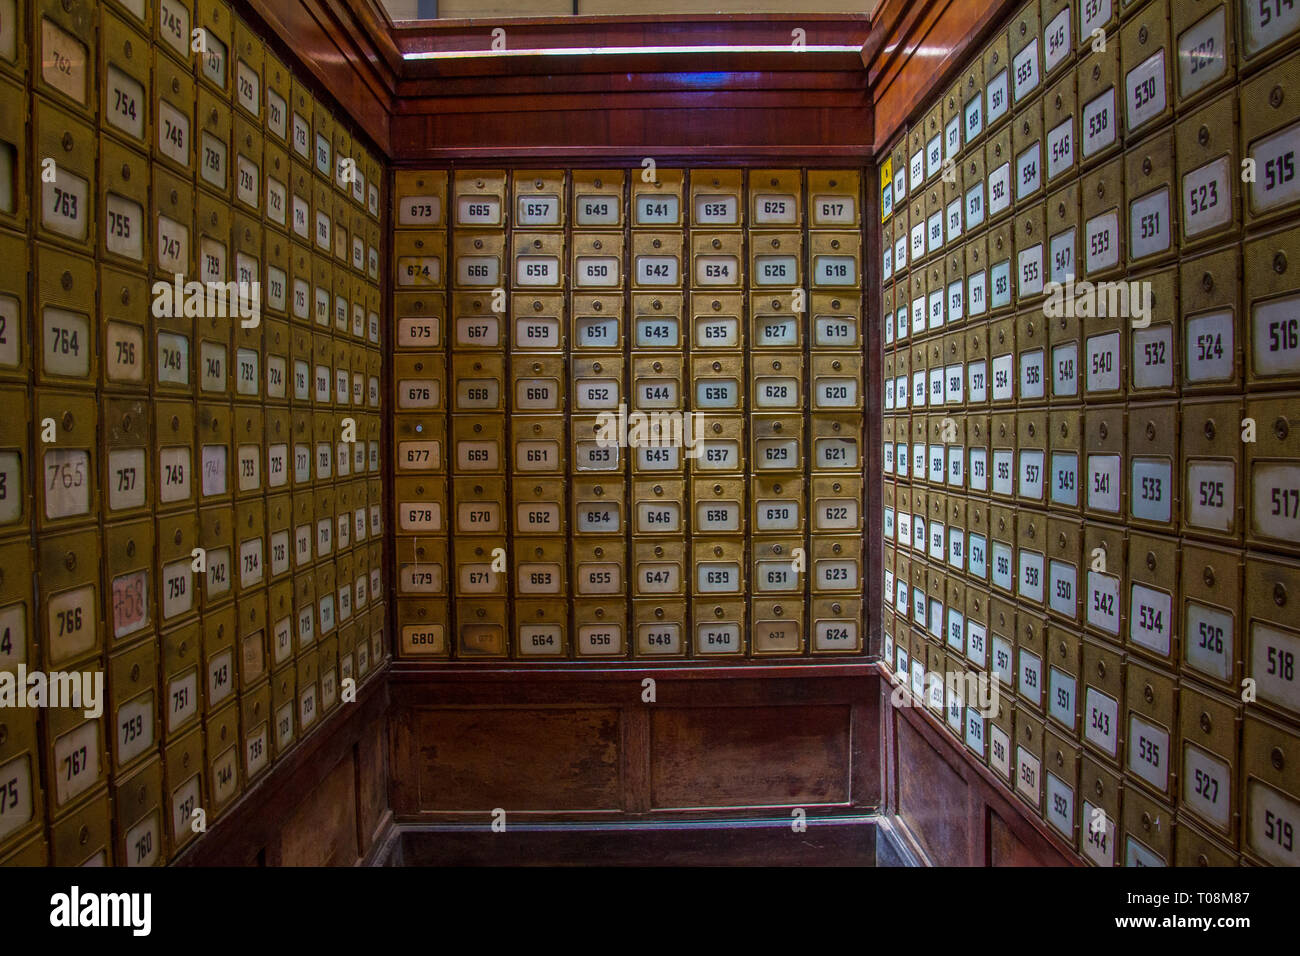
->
391, 166, 867, 662
0, 0, 388, 864
879, 0, 1300, 866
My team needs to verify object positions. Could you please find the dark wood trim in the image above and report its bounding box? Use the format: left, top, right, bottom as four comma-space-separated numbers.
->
233, 5, 875, 160
173, 671, 390, 866
385, 16, 871, 159
387, 97, 871, 160
388, 662, 878, 684
864, 0, 1019, 152
389, 815, 880, 866
390, 149, 874, 166
400, 50, 867, 81
237, 0, 398, 154
364, 815, 403, 866
395, 69, 866, 99
863, 120, 883, 659
876, 813, 928, 866
877, 664, 1084, 867
388, 667, 882, 822
359, 811, 399, 866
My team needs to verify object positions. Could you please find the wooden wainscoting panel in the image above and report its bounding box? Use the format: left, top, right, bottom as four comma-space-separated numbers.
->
883, 667, 1081, 867
388, 667, 880, 820
987, 807, 1071, 867
412, 708, 623, 811
895, 711, 976, 866
175, 671, 390, 866
279, 756, 361, 867
649, 705, 852, 809
357, 715, 392, 856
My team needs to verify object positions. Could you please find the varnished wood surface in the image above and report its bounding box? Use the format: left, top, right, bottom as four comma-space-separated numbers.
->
879, 667, 1082, 867
174, 673, 390, 866
413, 708, 624, 811
389, 666, 881, 821
240, 0, 397, 153
649, 705, 852, 808
280, 757, 359, 866
865, 0, 1017, 151
241, 3, 873, 159
388, 13, 871, 157
389, 74, 871, 159
391, 816, 882, 866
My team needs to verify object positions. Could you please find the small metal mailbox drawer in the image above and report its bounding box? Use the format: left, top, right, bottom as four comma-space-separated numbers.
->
1178, 683, 1240, 842
630, 600, 684, 658
1241, 713, 1300, 867
691, 168, 743, 227
573, 169, 624, 228
574, 601, 626, 658
632, 167, 683, 227
397, 600, 448, 658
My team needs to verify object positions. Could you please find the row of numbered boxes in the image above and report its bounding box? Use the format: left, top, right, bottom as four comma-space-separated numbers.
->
392, 481, 864, 540
884, 621, 1299, 866
0, 495, 384, 672
1, 174, 381, 328
395, 169, 862, 232
395, 479, 862, 542
0, 245, 381, 392
0, 390, 382, 535
4, 577, 385, 820
394, 352, 865, 416
881, 398, 1299, 548
0, 610, 385, 864
398, 597, 862, 660
394, 230, 862, 293
2, 55, 382, 277
396, 535, 865, 600
885, 0, 1300, 228
394, 413, 863, 477
883, 526, 1299, 721
393, 293, 864, 353
0, 0, 382, 214
885, 256, 1300, 398
886, 75, 1300, 291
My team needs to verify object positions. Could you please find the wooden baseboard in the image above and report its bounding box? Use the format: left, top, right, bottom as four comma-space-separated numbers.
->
362, 813, 402, 867
386, 815, 884, 866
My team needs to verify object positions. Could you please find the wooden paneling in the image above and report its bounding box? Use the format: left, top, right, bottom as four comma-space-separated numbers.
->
649, 705, 851, 808
393, 817, 881, 866
240, 0, 399, 153
392, 15, 870, 56
411, 709, 623, 811
389, 666, 881, 820
385, 16, 871, 158
433, 0, 571, 16
243, 6, 874, 158
392, 104, 869, 160
357, 719, 391, 856
579, 1, 877, 12
174, 676, 391, 866
988, 808, 1068, 867
863, 0, 1017, 151
879, 668, 1080, 867
896, 716, 975, 866
280, 758, 359, 866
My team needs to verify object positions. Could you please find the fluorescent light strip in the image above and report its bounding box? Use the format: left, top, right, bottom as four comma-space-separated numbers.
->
404, 44, 861, 60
